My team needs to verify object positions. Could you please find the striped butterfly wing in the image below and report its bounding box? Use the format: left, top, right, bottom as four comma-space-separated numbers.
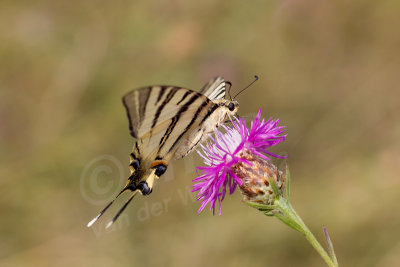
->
174, 77, 227, 159
123, 85, 217, 163
87, 79, 231, 229
200, 76, 226, 100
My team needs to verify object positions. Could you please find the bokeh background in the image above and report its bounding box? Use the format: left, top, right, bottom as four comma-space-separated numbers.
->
1, 0, 399, 266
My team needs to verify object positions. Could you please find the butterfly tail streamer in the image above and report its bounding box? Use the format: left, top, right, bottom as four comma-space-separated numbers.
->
87, 184, 132, 227
106, 190, 139, 229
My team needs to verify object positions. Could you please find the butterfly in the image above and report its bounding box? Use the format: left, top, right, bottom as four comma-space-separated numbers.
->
87, 76, 242, 228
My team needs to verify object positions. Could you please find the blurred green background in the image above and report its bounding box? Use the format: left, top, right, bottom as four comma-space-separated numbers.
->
1, 0, 399, 266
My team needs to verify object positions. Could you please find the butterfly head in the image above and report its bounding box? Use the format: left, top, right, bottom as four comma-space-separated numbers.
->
225, 100, 239, 116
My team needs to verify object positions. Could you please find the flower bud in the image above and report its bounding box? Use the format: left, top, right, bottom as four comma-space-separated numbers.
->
232, 150, 285, 204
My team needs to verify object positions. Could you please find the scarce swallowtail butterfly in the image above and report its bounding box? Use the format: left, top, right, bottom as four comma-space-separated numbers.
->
87, 77, 241, 228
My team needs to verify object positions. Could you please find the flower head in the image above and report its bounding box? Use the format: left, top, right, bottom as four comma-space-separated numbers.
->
192, 109, 287, 215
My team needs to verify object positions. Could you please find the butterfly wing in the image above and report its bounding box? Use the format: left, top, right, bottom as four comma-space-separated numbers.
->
200, 76, 226, 101
174, 77, 229, 159
123, 86, 218, 163
123, 85, 181, 139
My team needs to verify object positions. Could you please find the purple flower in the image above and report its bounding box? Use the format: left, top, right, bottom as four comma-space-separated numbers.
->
192, 110, 287, 215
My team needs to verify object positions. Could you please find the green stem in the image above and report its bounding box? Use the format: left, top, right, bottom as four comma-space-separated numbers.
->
275, 198, 338, 267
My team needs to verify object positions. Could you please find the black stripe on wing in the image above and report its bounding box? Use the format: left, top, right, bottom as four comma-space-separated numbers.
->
151, 87, 179, 129
139, 87, 152, 126
156, 86, 168, 104
200, 104, 220, 125
177, 91, 191, 105
200, 77, 226, 101
122, 86, 153, 139
167, 96, 212, 154
157, 93, 205, 153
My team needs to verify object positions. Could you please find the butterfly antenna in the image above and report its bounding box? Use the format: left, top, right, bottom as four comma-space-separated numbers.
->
105, 190, 139, 229
226, 81, 233, 101
233, 75, 259, 99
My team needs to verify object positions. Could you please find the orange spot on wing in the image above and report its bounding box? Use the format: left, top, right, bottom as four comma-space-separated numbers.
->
150, 160, 168, 168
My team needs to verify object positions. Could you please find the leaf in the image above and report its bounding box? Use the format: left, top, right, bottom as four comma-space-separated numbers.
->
245, 201, 275, 212
268, 177, 280, 198
274, 212, 303, 232
323, 226, 338, 265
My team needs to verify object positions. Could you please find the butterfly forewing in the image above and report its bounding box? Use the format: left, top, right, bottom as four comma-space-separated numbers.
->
200, 77, 226, 100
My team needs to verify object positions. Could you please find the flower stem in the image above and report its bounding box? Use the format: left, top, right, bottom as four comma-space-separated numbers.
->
274, 198, 338, 267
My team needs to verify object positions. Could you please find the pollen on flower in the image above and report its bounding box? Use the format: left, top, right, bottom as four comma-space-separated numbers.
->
192, 109, 287, 215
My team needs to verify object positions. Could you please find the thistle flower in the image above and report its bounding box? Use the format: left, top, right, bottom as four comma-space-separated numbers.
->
192, 110, 339, 267
192, 109, 287, 215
